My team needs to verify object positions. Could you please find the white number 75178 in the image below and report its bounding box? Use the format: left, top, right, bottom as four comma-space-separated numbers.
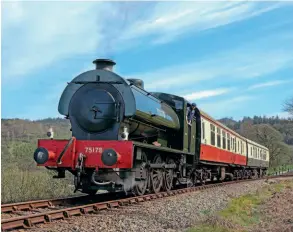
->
85, 147, 103, 153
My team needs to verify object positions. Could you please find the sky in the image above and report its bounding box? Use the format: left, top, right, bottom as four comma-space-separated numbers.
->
2, 1, 293, 120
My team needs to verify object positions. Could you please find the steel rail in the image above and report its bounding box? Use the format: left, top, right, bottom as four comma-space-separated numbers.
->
2, 174, 293, 231
1, 191, 126, 214
2, 195, 85, 214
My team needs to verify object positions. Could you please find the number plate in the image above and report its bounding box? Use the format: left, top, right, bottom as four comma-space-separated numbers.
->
85, 147, 103, 153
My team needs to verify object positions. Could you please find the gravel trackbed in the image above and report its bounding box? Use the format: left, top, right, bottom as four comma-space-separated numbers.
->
15, 177, 293, 232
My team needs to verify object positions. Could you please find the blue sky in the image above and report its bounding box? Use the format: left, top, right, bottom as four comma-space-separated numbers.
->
2, 1, 293, 120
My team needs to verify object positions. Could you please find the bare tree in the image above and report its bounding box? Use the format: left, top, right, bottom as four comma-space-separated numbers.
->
251, 124, 291, 166
284, 96, 293, 116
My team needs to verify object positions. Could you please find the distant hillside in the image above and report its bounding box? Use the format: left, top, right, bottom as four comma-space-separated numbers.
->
218, 116, 293, 167
1, 118, 71, 142
218, 116, 293, 146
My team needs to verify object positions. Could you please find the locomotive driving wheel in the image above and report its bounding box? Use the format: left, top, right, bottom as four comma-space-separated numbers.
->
163, 157, 175, 191
150, 154, 163, 193
133, 152, 149, 196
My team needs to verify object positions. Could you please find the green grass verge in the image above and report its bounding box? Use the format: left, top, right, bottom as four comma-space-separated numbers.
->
268, 164, 293, 175
187, 179, 293, 232
187, 225, 229, 232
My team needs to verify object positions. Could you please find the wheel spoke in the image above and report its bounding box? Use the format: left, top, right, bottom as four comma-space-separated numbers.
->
150, 154, 163, 193
163, 158, 175, 191
133, 153, 148, 196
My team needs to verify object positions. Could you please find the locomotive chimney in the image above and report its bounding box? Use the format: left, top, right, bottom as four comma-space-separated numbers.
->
93, 58, 116, 71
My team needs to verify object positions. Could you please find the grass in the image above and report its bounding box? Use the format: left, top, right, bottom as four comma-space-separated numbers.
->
1, 165, 75, 203
1, 136, 76, 203
187, 225, 229, 232
199, 209, 211, 215
268, 164, 293, 175
187, 179, 293, 232
219, 194, 262, 227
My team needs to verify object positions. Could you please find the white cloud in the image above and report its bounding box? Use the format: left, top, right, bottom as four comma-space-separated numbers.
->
2, 2, 151, 82
121, 2, 283, 45
248, 79, 293, 90
199, 96, 254, 118
2, 1, 285, 82
183, 88, 231, 101
127, 46, 293, 92
2, 1, 104, 81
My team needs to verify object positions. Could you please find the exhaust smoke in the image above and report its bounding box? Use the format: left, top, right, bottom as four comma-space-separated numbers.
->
96, 2, 156, 59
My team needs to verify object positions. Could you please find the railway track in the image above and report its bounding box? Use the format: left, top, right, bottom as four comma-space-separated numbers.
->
2, 174, 293, 231
1, 191, 125, 214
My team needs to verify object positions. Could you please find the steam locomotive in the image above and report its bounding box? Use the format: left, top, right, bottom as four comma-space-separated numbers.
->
34, 59, 269, 195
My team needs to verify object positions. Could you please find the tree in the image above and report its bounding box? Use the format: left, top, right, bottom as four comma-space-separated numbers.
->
273, 123, 293, 144
284, 96, 293, 116
250, 124, 291, 166
239, 120, 253, 138
289, 146, 293, 164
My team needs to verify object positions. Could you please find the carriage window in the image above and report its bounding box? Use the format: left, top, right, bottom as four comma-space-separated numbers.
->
260, 149, 261, 159
222, 131, 226, 149
259, 149, 262, 159
251, 147, 252, 156
259, 150, 261, 159
227, 134, 231, 151
210, 124, 215, 146
231, 136, 233, 151
231, 137, 234, 151
217, 128, 221, 148
259, 149, 261, 159
234, 139, 236, 153
202, 122, 205, 139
